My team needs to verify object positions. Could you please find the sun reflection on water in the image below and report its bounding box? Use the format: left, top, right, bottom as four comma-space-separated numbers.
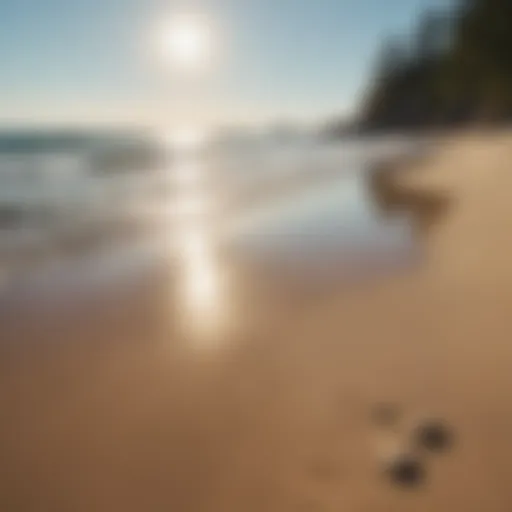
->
179, 227, 222, 326
164, 128, 208, 155
166, 128, 230, 348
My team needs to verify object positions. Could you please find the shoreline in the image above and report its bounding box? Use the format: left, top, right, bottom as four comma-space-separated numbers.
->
2, 131, 512, 510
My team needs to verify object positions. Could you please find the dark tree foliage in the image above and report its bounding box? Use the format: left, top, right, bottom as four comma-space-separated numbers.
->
360, 0, 512, 131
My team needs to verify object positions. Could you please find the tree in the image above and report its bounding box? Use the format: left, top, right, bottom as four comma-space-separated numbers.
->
359, 0, 512, 130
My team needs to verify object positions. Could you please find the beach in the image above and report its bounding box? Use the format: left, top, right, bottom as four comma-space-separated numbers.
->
1, 131, 512, 511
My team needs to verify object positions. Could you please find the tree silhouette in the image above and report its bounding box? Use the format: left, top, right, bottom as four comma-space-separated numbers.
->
359, 0, 512, 130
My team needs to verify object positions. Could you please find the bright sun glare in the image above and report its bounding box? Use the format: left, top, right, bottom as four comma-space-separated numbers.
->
157, 13, 213, 71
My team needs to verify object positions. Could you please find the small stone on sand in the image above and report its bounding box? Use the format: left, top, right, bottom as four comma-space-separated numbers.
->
415, 420, 452, 453
386, 454, 425, 488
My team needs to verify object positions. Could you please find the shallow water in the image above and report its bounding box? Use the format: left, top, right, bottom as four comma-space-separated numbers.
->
225, 170, 418, 284
0, 133, 429, 298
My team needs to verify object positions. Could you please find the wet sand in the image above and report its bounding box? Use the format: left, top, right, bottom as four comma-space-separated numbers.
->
2, 132, 512, 511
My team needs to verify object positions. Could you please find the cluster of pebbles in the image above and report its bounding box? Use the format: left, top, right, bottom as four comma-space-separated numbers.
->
371, 404, 453, 488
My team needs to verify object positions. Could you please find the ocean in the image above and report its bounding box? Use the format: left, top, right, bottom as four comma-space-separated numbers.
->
0, 130, 421, 291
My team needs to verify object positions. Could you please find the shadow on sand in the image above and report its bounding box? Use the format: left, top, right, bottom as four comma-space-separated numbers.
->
369, 164, 452, 233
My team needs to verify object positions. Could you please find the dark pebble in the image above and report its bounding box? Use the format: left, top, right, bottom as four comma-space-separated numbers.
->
415, 420, 453, 453
386, 454, 426, 488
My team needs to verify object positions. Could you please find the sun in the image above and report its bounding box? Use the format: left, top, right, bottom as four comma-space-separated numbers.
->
157, 12, 213, 71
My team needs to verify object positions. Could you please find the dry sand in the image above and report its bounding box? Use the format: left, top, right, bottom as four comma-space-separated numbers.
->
1, 131, 512, 511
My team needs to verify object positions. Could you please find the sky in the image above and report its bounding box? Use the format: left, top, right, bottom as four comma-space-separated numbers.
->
0, 0, 448, 130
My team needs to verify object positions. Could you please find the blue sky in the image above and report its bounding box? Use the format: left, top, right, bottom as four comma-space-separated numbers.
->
0, 0, 448, 129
